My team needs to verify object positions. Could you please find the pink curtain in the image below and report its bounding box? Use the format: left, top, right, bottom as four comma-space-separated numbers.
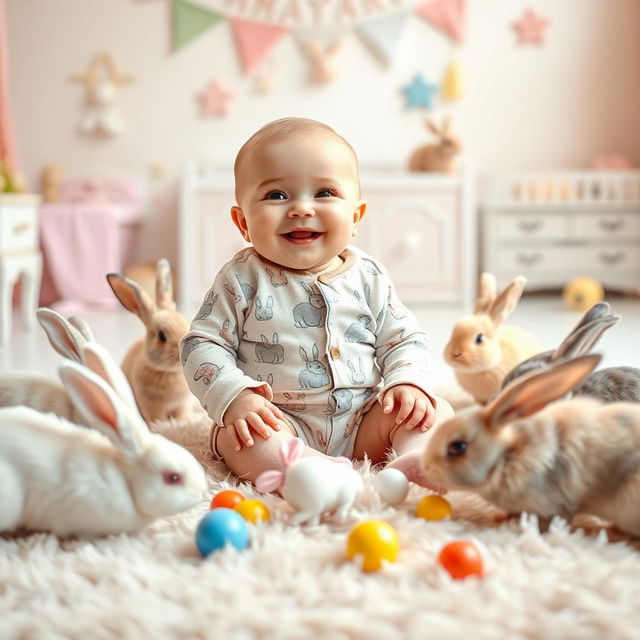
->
0, 0, 20, 172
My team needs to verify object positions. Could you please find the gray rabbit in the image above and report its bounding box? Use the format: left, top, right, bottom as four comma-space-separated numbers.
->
501, 302, 640, 402
299, 344, 330, 389
194, 362, 222, 385
255, 333, 285, 364
345, 314, 375, 343
254, 296, 274, 321
347, 358, 366, 384
327, 389, 353, 416
293, 282, 327, 328
181, 337, 202, 365
194, 290, 218, 321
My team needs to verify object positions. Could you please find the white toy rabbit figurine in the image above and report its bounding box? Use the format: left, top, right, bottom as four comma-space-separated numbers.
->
255, 439, 363, 526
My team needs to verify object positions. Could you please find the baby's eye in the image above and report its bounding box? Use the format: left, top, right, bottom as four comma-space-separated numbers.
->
264, 191, 287, 200
315, 188, 337, 198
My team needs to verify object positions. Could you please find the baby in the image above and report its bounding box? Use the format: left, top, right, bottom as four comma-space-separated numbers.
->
181, 117, 453, 485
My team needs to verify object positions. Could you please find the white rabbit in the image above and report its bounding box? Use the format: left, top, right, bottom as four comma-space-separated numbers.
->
422, 353, 640, 537
299, 344, 329, 389
0, 308, 136, 423
0, 345, 207, 538
293, 282, 327, 328
255, 438, 362, 526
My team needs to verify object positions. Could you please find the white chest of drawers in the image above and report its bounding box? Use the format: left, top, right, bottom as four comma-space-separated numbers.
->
179, 164, 476, 313
0, 194, 43, 344
481, 171, 640, 294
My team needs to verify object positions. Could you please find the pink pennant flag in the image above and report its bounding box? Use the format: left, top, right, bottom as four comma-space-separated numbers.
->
415, 0, 465, 43
229, 17, 289, 75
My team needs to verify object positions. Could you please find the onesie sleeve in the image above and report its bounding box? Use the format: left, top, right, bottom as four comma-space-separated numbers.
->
372, 274, 434, 402
180, 266, 271, 425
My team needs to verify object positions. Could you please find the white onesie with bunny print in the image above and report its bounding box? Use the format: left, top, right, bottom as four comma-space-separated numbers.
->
181, 246, 434, 458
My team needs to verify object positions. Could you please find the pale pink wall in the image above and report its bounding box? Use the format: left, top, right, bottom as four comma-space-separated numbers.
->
6, 0, 640, 265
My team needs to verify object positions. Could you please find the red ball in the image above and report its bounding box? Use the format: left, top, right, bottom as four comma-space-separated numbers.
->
438, 540, 484, 580
210, 490, 245, 510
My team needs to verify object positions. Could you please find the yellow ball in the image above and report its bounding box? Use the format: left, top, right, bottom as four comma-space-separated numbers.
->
346, 520, 399, 572
416, 495, 453, 521
563, 277, 604, 311
234, 499, 270, 523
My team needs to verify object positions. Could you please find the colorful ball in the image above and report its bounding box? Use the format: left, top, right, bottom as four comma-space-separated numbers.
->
195, 508, 250, 557
234, 499, 270, 523
438, 540, 484, 580
346, 520, 399, 573
563, 277, 604, 311
373, 468, 409, 506
210, 490, 245, 510
416, 495, 453, 521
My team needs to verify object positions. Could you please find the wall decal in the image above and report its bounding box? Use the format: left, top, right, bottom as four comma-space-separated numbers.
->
229, 17, 289, 74
513, 8, 550, 45
415, 0, 464, 43
172, 0, 224, 51
354, 11, 409, 67
197, 78, 236, 116
300, 39, 342, 83
402, 73, 438, 110
71, 52, 135, 137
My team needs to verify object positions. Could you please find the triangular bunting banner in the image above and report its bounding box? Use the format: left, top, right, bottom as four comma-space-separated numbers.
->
172, 0, 224, 51
415, 0, 465, 43
355, 11, 409, 67
229, 18, 289, 75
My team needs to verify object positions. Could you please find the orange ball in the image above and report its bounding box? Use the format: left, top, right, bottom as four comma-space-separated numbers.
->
210, 490, 245, 510
438, 540, 484, 580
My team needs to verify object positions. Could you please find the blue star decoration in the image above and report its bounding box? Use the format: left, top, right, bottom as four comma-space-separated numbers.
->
402, 74, 439, 110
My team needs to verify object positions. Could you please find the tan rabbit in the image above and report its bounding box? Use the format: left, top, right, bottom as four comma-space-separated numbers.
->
408, 117, 462, 173
107, 258, 193, 423
443, 273, 543, 404
422, 354, 640, 538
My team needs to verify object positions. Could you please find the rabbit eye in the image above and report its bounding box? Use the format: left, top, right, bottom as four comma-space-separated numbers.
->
475, 333, 484, 345
163, 471, 183, 485
158, 330, 167, 343
447, 440, 468, 458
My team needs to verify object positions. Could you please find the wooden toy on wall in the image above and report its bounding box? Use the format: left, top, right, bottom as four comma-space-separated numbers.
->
71, 52, 135, 137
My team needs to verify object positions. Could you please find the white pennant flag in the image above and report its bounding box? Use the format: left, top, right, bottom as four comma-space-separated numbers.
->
355, 11, 409, 67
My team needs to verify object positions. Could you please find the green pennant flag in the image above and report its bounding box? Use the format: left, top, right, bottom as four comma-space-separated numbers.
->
172, 0, 224, 52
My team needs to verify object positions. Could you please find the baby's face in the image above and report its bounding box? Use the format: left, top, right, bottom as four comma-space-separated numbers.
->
232, 132, 366, 273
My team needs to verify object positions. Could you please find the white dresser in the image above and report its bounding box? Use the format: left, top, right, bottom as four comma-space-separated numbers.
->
0, 194, 43, 343
481, 170, 640, 294
179, 163, 476, 313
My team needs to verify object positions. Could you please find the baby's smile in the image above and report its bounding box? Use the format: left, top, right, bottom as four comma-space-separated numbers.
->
281, 228, 324, 244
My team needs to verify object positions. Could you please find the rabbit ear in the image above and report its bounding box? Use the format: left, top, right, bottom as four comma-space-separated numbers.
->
80, 343, 139, 413
488, 276, 526, 326
484, 354, 602, 430
255, 470, 285, 493
155, 258, 176, 311
474, 273, 497, 313
280, 438, 304, 466
68, 315, 95, 342
58, 361, 148, 458
553, 303, 619, 361
106, 272, 156, 325
37, 307, 86, 362
425, 118, 440, 136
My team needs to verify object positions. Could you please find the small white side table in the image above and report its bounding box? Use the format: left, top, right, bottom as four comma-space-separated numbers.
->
0, 194, 43, 344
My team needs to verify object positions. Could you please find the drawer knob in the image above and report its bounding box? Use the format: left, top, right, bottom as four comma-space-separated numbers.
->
599, 218, 625, 232
12, 222, 31, 234
516, 252, 543, 266
518, 219, 543, 233
598, 251, 625, 265
401, 231, 422, 252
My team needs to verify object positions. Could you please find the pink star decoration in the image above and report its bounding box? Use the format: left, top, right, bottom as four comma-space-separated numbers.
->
513, 8, 550, 45
198, 79, 235, 117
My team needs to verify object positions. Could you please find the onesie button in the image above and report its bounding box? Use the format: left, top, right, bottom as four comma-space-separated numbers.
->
330, 346, 341, 360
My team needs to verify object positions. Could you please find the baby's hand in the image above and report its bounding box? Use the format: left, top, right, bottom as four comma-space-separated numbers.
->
382, 384, 436, 431
223, 389, 284, 451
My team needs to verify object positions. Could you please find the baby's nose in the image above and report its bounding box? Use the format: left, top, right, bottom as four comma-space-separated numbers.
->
288, 200, 315, 217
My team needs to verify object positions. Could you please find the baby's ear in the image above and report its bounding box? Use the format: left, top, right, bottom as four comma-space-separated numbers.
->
231, 206, 251, 242
352, 201, 367, 236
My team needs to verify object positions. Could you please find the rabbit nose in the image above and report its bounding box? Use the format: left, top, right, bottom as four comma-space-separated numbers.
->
452, 351, 462, 359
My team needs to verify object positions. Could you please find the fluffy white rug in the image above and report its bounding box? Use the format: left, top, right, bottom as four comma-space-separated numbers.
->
2, 415, 640, 640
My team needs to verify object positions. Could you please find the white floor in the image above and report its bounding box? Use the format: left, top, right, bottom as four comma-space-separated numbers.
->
2, 293, 639, 382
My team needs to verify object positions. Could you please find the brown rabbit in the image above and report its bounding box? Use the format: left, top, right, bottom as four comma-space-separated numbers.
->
443, 273, 543, 404
422, 354, 640, 538
408, 117, 462, 173
107, 259, 193, 423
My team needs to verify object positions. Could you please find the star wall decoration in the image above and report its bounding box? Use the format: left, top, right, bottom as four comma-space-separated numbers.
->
402, 74, 439, 110
197, 79, 235, 116
513, 8, 551, 45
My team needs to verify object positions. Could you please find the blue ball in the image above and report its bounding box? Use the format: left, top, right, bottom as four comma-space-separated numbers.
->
195, 508, 250, 557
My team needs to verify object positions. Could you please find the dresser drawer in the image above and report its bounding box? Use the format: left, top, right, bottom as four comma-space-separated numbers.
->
492, 211, 568, 241
573, 212, 640, 240
0, 201, 38, 254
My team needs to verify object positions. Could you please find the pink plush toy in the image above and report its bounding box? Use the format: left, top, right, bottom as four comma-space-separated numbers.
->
255, 438, 363, 526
